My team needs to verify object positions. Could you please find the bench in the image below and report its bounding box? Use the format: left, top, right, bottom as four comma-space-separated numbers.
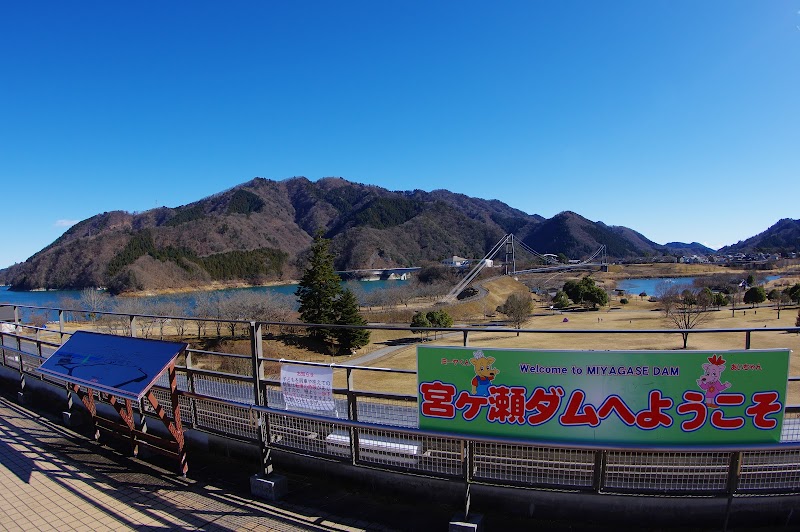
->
325, 429, 422, 465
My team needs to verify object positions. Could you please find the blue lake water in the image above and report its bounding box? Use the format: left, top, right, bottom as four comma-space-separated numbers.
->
615, 275, 781, 296
614, 277, 696, 296
0, 279, 408, 320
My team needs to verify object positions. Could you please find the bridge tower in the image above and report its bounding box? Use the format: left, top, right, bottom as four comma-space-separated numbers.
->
504, 234, 516, 275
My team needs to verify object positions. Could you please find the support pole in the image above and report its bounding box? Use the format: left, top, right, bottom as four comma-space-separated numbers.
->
58, 310, 66, 344
347, 367, 360, 465
249, 321, 287, 500
168, 361, 187, 476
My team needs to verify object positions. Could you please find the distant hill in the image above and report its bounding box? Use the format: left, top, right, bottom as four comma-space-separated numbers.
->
663, 242, 716, 255
0, 177, 792, 294
717, 219, 800, 255
515, 211, 662, 259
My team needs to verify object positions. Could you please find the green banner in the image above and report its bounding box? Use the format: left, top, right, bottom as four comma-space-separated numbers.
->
417, 346, 790, 444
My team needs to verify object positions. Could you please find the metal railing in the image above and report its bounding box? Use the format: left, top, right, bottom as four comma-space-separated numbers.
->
1, 302, 800, 500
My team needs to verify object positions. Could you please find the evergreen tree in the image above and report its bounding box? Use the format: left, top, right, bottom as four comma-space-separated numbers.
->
334, 288, 370, 353
743, 286, 767, 307
410, 312, 432, 341
563, 277, 608, 308
295, 233, 342, 340
426, 309, 453, 340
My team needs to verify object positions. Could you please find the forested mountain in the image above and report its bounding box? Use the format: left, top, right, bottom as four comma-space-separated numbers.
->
663, 242, 716, 255
717, 219, 800, 256
0, 176, 789, 294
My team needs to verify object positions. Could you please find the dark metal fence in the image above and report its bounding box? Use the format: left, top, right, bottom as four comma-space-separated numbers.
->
1, 302, 800, 498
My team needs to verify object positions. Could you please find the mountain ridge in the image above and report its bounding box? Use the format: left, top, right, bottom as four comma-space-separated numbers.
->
0, 176, 794, 293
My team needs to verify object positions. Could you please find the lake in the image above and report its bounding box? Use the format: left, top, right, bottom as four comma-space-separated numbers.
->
614, 277, 697, 296
0, 279, 408, 320
615, 275, 781, 296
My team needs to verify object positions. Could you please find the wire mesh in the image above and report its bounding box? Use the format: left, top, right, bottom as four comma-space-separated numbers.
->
2, 348, 19, 367
781, 409, 800, 443
40, 343, 59, 358
193, 397, 258, 440
154, 369, 190, 392
264, 384, 348, 418
193, 374, 253, 404
267, 413, 343, 457
1, 335, 17, 349
418, 437, 465, 477
353, 426, 463, 477
144, 387, 193, 423
355, 397, 418, 428
738, 449, 800, 492
473, 442, 595, 489
20, 353, 43, 375
18, 338, 38, 355
603, 451, 730, 493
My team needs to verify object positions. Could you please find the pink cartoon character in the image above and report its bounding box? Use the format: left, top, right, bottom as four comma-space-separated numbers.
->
697, 354, 731, 408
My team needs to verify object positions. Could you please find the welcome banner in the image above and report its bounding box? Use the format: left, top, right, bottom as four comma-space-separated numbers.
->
417, 346, 790, 444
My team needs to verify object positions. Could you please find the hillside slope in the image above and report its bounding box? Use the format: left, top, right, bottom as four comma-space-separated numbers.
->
718, 219, 800, 255
0, 176, 759, 293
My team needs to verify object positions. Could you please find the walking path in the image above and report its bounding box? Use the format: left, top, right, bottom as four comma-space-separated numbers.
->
0, 395, 399, 532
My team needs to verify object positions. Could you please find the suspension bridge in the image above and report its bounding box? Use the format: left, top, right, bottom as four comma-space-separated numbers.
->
441, 234, 607, 304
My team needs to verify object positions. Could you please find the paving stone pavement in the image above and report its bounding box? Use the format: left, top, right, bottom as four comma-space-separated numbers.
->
0, 395, 404, 532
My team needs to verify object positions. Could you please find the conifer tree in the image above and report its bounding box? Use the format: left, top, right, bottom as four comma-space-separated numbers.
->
334, 288, 370, 353
295, 233, 342, 340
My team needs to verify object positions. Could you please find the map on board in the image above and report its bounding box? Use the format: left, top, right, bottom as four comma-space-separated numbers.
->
37, 331, 188, 401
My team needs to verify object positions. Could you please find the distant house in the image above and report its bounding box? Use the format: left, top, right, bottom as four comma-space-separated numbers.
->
441, 256, 469, 268
679, 255, 709, 264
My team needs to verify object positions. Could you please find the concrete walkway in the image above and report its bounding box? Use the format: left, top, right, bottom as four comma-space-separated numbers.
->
0, 395, 396, 532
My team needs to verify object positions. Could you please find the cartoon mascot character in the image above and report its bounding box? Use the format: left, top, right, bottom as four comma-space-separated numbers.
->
470, 350, 499, 397
697, 354, 731, 408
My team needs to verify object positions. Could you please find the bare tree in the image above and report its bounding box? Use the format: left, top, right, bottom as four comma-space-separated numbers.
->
29, 312, 48, 329
194, 292, 224, 337
218, 293, 245, 338
655, 281, 678, 316
497, 292, 533, 336
662, 287, 713, 349
101, 298, 148, 337
79, 288, 111, 324
56, 295, 79, 324
150, 300, 184, 339
768, 289, 790, 320
192, 292, 214, 339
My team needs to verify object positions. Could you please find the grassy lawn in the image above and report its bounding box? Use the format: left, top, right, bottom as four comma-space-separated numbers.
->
25, 270, 800, 402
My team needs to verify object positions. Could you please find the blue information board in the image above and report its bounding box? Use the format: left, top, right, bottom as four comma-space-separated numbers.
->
37, 331, 188, 401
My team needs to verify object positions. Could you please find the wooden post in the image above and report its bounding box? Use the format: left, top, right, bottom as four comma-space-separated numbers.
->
168, 361, 187, 476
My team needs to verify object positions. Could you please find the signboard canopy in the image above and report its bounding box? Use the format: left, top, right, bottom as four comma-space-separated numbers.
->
418, 346, 791, 445
37, 331, 188, 402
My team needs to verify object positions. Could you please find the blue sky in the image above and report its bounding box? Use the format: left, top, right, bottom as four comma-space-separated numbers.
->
1, 1, 798, 269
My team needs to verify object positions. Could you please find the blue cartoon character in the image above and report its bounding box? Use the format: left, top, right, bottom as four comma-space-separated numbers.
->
470, 350, 499, 397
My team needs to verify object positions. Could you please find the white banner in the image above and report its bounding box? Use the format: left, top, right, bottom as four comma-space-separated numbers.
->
280, 364, 336, 413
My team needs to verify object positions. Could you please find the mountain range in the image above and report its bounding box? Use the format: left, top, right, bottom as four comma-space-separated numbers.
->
0, 177, 796, 293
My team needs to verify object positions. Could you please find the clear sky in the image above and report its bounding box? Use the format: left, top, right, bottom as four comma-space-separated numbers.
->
1, 1, 798, 269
